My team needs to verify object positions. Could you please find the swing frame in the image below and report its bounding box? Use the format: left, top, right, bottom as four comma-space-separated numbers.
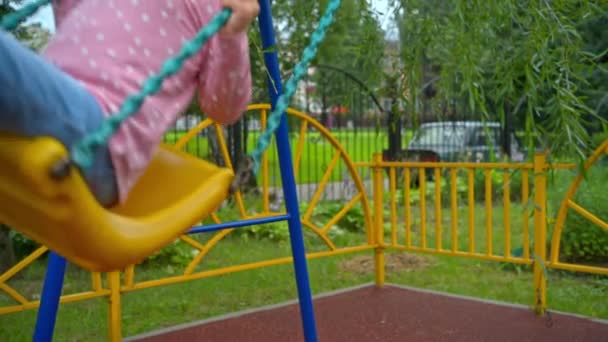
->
0, 0, 345, 340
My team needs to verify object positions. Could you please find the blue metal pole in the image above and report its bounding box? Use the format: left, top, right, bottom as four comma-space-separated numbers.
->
33, 251, 67, 342
256, 1, 318, 341
188, 214, 290, 234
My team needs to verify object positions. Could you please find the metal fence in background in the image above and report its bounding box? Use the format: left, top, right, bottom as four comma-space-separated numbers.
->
163, 64, 523, 201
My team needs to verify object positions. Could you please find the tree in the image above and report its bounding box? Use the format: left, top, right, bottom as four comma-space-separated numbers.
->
392, 0, 607, 161
577, 10, 608, 138
251, 0, 386, 104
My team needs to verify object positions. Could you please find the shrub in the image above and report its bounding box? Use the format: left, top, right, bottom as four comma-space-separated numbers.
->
590, 131, 608, 149
551, 167, 608, 264
9, 230, 40, 259
146, 240, 197, 266
239, 221, 290, 242
309, 201, 366, 233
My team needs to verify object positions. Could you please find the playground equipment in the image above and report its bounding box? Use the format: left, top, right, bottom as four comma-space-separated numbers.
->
0, 0, 343, 340
0, 136, 233, 272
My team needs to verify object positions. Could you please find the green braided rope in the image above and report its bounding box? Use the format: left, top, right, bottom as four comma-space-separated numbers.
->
249, 0, 341, 175
0, 0, 50, 31
71, 9, 231, 168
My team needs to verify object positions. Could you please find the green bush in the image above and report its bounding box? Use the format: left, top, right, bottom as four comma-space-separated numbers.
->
311, 201, 366, 232
146, 240, 196, 266
239, 221, 290, 242
590, 131, 608, 149
552, 167, 608, 264
9, 230, 39, 259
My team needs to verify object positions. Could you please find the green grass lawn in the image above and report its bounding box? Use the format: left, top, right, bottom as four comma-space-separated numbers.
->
1, 202, 605, 341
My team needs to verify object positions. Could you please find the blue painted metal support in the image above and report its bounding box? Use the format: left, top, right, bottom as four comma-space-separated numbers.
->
256, 1, 319, 341
33, 251, 67, 342
188, 214, 290, 234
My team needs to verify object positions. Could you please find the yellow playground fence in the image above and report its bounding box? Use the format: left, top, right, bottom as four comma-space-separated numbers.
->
1, 104, 607, 339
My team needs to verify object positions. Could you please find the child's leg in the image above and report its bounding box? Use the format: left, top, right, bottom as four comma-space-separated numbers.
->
0, 31, 118, 207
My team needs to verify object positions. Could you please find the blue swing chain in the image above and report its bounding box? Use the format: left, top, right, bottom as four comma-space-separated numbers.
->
0, 0, 51, 31
248, 0, 341, 175
1, 0, 342, 178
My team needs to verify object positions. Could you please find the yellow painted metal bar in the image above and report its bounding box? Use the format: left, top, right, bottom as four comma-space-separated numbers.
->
533, 153, 547, 315
125, 245, 374, 292
420, 168, 427, 249
0, 290, 110, 315
450, 169, 458, 252
434, 168, 442, 250
390, 168, 397, 245
503, 171, 511, 258
124, 266, 135, 289
213, 122, 231, 166
468, 169, 475, 253
321, 194, 362, 234
180, 235, 206, 251
59, 290, 111, 302
392, 245, 533, 265
548, 262, 608, 275
214, 123, 247, 218
485, 169, 492, 256
0, 283, 28, 304
357, 161, 534, 169
174, 119, 213, 149
108, 272, 122, 342
184, 229, 234, 275
0, 246, 47, 283
302, 221, 337, 251
345, 161, 575, 170
261, 109, 270, 213
522, 170, 530, 260
293, 119, 309, 180
567, 200, 608, 231
92, 272, 103, 292
404, 168, 412, 248
245, 104, 372, 230
185, 213, 297, 276
373, 153, 385, 287
303, 150, 342, 221
210, 212, 222, 224
549, 139, 608, 265
247, 104, 373, 244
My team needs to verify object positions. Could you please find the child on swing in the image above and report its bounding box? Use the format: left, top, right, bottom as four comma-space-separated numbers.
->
0, 0, 259, 207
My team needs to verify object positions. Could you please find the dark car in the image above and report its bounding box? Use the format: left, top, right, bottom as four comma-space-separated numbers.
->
382, 121, 525, 186
405, 121, 525, 163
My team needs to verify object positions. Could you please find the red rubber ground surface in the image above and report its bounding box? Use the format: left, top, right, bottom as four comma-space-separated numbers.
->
132, 284, 608, 341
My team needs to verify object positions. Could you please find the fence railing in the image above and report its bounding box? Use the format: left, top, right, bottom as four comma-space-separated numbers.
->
0, 106, 606, 340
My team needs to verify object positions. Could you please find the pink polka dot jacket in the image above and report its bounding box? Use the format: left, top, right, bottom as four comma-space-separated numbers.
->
42, 0, 253, 204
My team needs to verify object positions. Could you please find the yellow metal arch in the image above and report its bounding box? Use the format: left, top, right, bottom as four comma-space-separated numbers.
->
246, 103, 374, 244
121, 103, 374, 285
550, 139, 608, 275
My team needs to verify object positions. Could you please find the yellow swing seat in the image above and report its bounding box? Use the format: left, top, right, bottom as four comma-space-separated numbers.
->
0, 133, 234, 272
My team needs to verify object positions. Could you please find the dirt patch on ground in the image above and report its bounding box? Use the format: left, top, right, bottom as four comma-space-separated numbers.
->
339, 252, 434, 275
